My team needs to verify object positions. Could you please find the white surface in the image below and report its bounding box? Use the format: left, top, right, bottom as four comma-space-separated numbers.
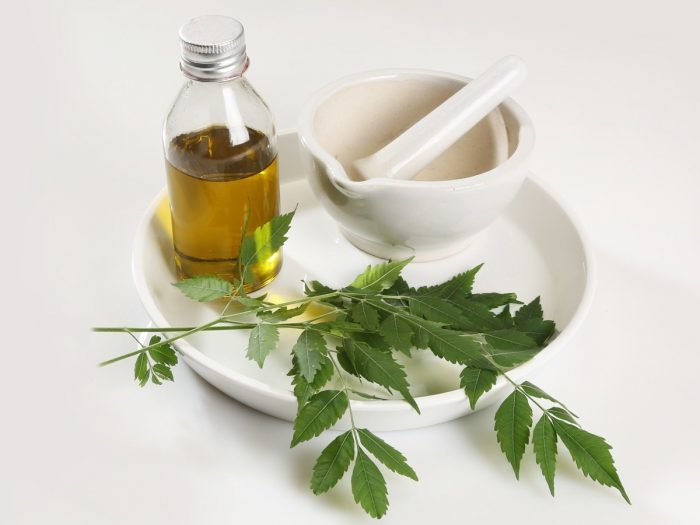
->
3, 1, 700, 524
133, 132, 593, 430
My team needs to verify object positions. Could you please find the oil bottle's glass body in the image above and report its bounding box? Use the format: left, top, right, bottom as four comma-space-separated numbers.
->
163, 75, 280, 290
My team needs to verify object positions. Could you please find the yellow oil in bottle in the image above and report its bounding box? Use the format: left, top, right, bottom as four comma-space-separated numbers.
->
165, 125, 280, 290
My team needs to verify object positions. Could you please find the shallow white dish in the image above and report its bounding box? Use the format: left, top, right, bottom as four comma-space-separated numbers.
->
132, 131, 595, 431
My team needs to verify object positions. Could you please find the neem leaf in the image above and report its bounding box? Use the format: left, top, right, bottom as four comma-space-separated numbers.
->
494, 389, 533, 479
134, 353, 149, 387
310, 431, 355, 494
515, 297, 544, 323
292, 357, 333, 410
304, 280, 336, 296
258, 303, 308, 322
173, 275, 233, 302
151, 363, 174, 382
351, 390, 391, 401
385, 275, 410, 295
349, 258, 413, 293
548, 407, 580, 427
357, 429, 418, 481
497, 305, 514, 327
533, 415, 557, 496
409, 296, 465, 328
313, 320, 365, 337
450, 297, 504, 331
460, 367, 498, 409
352, 449, 389, 518
344, 338, 419, 413
292, 329, 327, 383
293, 380, 315, 410
517, 319, 556, 346
239, 210, 295, 283
515, 298, 556, 346
414, 264, 482, 299
484, 329, 540, 368
427, 329, 490, 368
521, 382, 578, 417
246, 324, 280, 367
291, 390, 348, 447
469, 292, 521, 309
351, 301, 380, 330
378, 314, 414, 355
148, 340, 178, 366
550, 418, 630, 503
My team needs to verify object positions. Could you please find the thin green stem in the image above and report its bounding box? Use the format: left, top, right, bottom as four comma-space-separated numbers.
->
98, 317, 222, 366
126, 331, 145, 348
93, 325, 255, 333
328, 354, 358, 433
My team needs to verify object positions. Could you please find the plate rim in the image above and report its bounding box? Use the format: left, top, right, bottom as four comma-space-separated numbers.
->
131, 130, 596, 414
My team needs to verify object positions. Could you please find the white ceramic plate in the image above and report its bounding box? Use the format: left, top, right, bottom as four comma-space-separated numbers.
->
132, 131, 595, 431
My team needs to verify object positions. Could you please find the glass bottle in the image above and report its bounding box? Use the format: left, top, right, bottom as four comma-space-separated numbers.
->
163, 15, 280, 291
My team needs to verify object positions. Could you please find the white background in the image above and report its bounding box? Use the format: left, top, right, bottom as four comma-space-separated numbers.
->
2, 1, 699, 523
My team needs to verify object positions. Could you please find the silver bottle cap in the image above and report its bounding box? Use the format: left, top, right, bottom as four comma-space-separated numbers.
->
179, 15, 248, 81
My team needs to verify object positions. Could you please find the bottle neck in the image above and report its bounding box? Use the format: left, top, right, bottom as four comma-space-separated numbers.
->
180, 54, 249, 82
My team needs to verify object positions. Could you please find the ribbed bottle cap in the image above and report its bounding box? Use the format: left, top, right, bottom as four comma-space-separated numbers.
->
179, 15, 248, 81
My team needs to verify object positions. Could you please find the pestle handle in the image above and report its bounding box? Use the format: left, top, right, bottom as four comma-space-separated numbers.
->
352, 56, 528, 181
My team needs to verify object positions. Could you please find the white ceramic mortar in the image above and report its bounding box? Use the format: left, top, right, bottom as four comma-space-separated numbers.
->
298, 69, 535, 261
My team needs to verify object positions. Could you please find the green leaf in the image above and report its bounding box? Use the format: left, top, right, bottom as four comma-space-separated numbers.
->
292, 329, 327, 383
172, 275, 233, 302
293, 380, 315, 410
378, 314, 414, 355
237, 296, 265, 308
460, 367, 498, 409
484, 329, 540, 368
239, 210, 295, 283
497, 305, 514, 327
385, 275, 410, 295
313, 320, 365, 337
351, 301, 380, 330
548, 407, 580, 427
304, 280, 336, 296
357, 429, 418, 481
352, 449, 389, 518
343, 338, 419, 413
551, 418, 629, 503
450, 297, 504, 331
518, 319, 556, 346
494, 390, 533, 478
469, 292, 521, 308
350, 390, 390, 401
292, 357, 334, 410
427, 329, 490, 368
148, 341, 178, 366
152, 363, 174, 382
134, 353, 149, 387
515, 297, 544, 323
311, 431, 355, 494
409, 296, 465, 328
533, 415, 557, 496
411, 319, 444, 349
349, 258, 413, 293
246, 324, 280, 367
258, 303, 308, 322
514, 299, 556, 346
291, 390, 348, 447
521, 382, 578, 417
414, 264, 482, 299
